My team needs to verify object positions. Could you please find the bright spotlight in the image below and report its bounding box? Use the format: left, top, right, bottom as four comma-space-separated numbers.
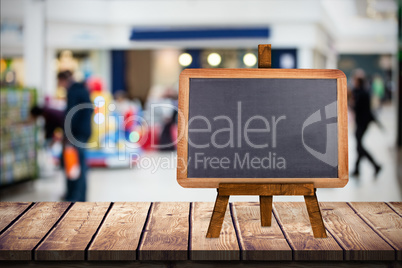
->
243, 53, 257, 67
129, 131, 141, 143
280, 53, 295, 69
94, 96, 105, 107
94, 113, 105, 124
179, 53, 192, 67
207, 53, 221, 67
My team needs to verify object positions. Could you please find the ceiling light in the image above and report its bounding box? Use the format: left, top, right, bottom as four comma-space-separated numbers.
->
207, 53, 221, 67
243, 53, 257, 67
178, 53, 192, 67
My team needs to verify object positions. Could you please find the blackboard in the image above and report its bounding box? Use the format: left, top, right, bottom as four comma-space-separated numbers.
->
177, 69, 348, 188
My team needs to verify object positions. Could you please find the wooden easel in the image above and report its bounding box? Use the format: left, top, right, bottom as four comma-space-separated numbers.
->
206, 44, 327, 239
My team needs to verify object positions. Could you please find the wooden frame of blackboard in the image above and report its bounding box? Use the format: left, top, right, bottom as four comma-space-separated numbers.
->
177, 68, 348, 188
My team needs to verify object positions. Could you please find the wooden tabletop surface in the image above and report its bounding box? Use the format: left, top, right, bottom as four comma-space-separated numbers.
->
0, 202, 401, 262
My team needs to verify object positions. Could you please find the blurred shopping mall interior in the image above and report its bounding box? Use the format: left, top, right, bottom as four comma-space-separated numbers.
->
0, 0, 401, 202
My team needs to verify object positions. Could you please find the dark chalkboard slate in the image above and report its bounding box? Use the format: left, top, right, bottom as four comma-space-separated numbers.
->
177, 69, 348, 188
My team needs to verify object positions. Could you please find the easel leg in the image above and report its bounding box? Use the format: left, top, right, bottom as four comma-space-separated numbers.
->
206, 192, 229, 238
304, 191, 327, 238
259, 195, 272, 226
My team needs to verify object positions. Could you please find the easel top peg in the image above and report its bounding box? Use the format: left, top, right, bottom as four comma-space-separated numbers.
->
258, 44, 271, 68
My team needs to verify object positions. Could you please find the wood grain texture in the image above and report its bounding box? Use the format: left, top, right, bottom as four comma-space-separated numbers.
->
348, 202, 402, 260
259, 196, 272, 227
1, 202, 399, 263
320, 202, 395, 261
388, 202, 402, 217
35, 202, 110, 261
218, 183, 314, 196
0, 202, 70, 260
176, 69, 190, 186
232, 202, 292, 261
177, 262, 397, 268
274, 202, 343, 261
304, 194, 327, 238
138, 202, 189, 261
0, 202, 32, 233
191, 202, 239, 261
0, 261, 397, 268
206, 194, 229, 238
179, 68, 346, 79
258, 44, 271, 68
87, 202, 151, 261
337, 77, 349, 182
177, 68, 348, 188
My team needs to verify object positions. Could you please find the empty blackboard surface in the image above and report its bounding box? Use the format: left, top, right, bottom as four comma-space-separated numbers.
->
177, 69, 348, 188
188, 78, 337, 178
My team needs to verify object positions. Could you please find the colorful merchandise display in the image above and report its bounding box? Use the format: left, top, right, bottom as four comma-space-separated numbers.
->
86, 90, 143, 167
83, 78, 143, 167
0, 88, 37, 186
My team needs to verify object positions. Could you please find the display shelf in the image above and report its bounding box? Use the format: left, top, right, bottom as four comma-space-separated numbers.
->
0, 88, 37, 187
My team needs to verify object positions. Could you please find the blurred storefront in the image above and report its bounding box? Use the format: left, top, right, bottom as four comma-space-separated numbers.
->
1, 0, 398, 146
0, 0, 399, 200
1, 0, 396, 99
0, 1, 349, 96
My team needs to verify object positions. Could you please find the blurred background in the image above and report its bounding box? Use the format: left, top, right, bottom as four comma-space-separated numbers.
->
0, 0, 400, 202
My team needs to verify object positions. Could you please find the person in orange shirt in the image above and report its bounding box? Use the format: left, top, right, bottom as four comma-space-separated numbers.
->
59, 70, 93, 201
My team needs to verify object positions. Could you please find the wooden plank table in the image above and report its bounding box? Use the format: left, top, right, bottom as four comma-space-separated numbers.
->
0, 202, 400, 267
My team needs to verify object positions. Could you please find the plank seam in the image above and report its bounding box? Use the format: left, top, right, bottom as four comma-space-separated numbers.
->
347, 202, 398, 261
31, 202, 74, 260
84, 202, 114, 261
319, 203, 349, 260
188, 202, 193, 260
386, 202, 402, 217
0, 202, 34, 236
323, 202, 398, 261
229, 202, 243, 260
136, 202, 154, 260
272, 204, 295, 261
322, 217, 347, 260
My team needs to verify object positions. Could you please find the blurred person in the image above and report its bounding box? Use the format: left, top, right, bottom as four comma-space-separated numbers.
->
114, 90, 132, 117
30, 105, 64, 145
30, 105, 65, 176
114, 90, 134, 140
86, 77, 113, 149
58, 70, 93, 202
159, 87, 178, 151
351, 76, 381, 177
372, 74, 385, 111
384, 72, 393, 102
